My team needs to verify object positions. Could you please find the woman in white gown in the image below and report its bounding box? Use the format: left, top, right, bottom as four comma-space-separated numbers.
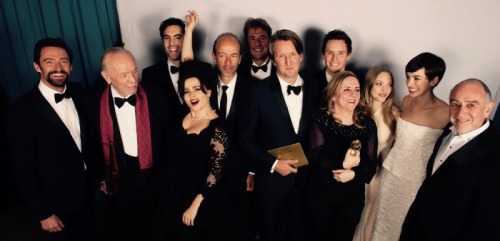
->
371, 53, 449, 241
353, 66, 400, 241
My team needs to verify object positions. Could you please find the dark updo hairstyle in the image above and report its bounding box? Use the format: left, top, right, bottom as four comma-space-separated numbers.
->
178, 60, 214, 97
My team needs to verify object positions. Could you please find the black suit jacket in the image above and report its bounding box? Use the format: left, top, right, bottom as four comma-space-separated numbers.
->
210, 74, 254, 191
85, 83, 170, 192
314, 68, 329, 95
6, 82, 93, 221
239, 73, 319, 192
142, 60, 187, 123
400, 123, 500, 241
237, 58, 277, 81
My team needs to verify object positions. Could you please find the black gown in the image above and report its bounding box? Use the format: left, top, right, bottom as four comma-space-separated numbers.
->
131, 118, 234, 241
306, 110, 378, 241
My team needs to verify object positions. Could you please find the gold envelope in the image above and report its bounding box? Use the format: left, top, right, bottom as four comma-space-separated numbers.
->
267, 142, 309, 168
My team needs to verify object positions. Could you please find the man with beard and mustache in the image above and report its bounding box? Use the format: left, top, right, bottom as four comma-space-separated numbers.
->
6, 37, 95, 241
142, 16, 188, 123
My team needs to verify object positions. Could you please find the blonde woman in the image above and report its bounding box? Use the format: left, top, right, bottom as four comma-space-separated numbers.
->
306, 71, 378, 241
353, 66, 400, 241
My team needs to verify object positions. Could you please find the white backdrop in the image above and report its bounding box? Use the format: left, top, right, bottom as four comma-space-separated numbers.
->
117, 0, 500, 117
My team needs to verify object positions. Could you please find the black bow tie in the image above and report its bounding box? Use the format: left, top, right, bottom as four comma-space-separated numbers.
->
170, 65, 179, 74
287, 85, 302, 95
114, 95, 137, 108
251, 64, 267, 73
54, 92, 71, 103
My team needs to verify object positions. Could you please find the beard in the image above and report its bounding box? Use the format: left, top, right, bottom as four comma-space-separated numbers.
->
46, 70, 69, 87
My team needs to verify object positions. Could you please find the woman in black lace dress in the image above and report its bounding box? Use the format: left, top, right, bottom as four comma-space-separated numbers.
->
306, 71, 378, 241
131, 60, 233, 241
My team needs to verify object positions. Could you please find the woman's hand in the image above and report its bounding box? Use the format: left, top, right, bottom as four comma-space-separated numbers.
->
333, 169, 355, 183
184, 10, 198, 32
342, 149, 360, 169
182, 204, 199, 226
182, 194, 204, 226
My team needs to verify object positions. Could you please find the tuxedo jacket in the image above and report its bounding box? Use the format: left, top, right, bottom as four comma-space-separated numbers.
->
210, 73, 254, 191
6, 82, 93, 221
85, 83, 170, 190
400, 123, 500, 241
314, 68, 329, 95
238, 73, 319, 192
142, 60, 187, 123
237, 58, 277, 81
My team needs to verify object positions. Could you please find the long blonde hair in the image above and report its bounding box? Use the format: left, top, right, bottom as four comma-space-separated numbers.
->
324, 71, 370, 128
361, 65, 398, 142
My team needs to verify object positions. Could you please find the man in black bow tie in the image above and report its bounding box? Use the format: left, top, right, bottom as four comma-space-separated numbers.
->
237, 18, 276, 81
6, 37, 95, 241
239, 29, 319, 241
86, 47, 170, 241
142, 16, 188, 123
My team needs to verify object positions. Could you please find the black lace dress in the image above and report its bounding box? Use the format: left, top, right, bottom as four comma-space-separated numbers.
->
306, 110, 378, 241
131, 118, 233, 241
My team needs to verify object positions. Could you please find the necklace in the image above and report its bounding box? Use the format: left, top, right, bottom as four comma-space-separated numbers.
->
191, 109, 215, 121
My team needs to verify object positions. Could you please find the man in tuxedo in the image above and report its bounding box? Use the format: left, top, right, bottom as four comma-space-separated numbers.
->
142, 17, 187, 122
239, 29, 319, 241
6, 37, 94, 241
314, 29, 352, 100
400, 78, 500, 240
209, 32, 254, 240
88, 47, 170, 240
237, 17, 276, 81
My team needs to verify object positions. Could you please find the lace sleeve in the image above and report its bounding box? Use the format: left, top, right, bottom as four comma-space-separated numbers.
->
201, 126, 229, 197
309, 122, 325, 166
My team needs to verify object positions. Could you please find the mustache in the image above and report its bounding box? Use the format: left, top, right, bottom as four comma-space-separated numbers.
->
48, 70, 69, 76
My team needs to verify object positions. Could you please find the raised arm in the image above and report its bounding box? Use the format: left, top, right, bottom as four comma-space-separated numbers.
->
181, 10, 198, 62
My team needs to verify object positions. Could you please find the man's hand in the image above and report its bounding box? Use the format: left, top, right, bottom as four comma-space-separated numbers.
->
246, 174, 255, 191
40, 214, 64, 233
333, 169, 355, 183
274, 159, 298, 176
342, 149, 360, 169
100, 180, 113, 195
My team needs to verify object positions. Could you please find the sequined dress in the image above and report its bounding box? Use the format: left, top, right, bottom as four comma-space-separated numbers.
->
130, 118, 233, 241
306, 110, 378, 241
371, 118, 443, 241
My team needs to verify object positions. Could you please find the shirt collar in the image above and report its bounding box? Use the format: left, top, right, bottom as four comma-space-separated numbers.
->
218, 74, 237, 89
449, 120, 490, 141
38, 80, 67, 104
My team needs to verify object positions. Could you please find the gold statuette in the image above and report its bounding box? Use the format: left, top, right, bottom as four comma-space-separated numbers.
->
349, 139, 361, 156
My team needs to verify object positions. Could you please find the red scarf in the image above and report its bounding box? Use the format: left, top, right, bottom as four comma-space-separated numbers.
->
99, 84, 152, 192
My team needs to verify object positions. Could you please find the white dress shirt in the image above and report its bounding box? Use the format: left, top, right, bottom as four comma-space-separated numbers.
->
278, 75, 303, 134
167, 61, 182, 103
432, 121, 490, 174
218, 75, 237, 119
251, 58, 272, 80
111, 86, 138, 157
39, 81, 82, 152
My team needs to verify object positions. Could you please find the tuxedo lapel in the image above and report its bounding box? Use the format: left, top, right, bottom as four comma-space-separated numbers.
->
227, 77, 243, 122
210, 84, 219, 111
298, 77, 314, 136
426, 127, 451, 176
270, 77, 294, 131
33, 87, 81, 151
67, 85, 87, 150
433, 126, 493, 176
